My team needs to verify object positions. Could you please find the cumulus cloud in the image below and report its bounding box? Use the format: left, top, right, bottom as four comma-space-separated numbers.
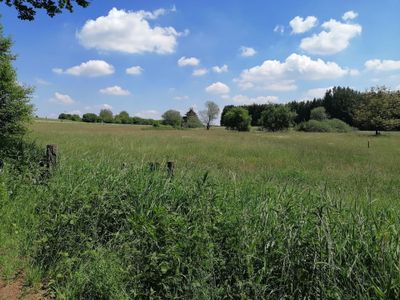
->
274, 25, 285, 34
342, 10, 358, 21
77, 7, 184, 54
126, 66, 143, 75
205, 82, 230, 94
178, 56, 200, 66
50, 92, 76, 105
192, 68, 208, 76
300, 17, 361, 55
99, 86, 131, 96
305, 87, 332, 99
236, 53, 348, 91
232, 95, 278, 105
365, 59, 400, 72
99, 104, 113, 110
212, 65, 228, 73
240, 46, 257, 57
289, 16, 318, 34
53, 60, 114, 77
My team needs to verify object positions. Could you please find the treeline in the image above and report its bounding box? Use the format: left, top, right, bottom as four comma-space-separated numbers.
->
221, 86, 400, 133
59, 110, 159, 126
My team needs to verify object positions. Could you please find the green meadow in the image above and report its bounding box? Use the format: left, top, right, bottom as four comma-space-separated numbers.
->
1, 120, 400, 298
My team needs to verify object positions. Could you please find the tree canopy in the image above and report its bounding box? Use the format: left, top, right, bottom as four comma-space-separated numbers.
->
200, 101, 219, 130
1, 0, 90, 20
260, 105, 296, 132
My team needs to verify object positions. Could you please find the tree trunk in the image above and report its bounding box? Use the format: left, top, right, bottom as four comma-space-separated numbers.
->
206, 123, 210, 130
375, 129, 380, 136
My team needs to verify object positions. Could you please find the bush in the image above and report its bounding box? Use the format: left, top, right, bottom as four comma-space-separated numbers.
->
162, 110, 182, 128
222, 107, 251, 131
297, 119, 352, 132
260, 105, 296, 131
82, 113, 99, 123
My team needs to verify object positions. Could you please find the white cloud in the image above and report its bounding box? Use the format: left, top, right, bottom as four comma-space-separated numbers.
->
66, 110, 82, 116
53, 60, 114, 77
99, 104, 113, 111
342, 10, 358, 21
305, 87, 332, 99
100, 86, 131, 96
192, 68, 208, 76
50, 92, 76, 105
212, 65, 228, 73
178, 56, 200, 66
205, 82, 230, 94
300, 18, 362, 55
77, 7, 183, 54
134, 110, 161, 119
126, 66, 143, 75
35, 78, 51, 85
236, 53, 348, 91
240, 46, 257, 57
232, 95, 278, 105
274, 25, 285, 34
289, 16, 318, 34
365, 59, 400, 72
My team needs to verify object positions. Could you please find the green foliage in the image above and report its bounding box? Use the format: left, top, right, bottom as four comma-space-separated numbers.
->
58, 113, 80, 121
82, 112, 99, 123
1, 0, 91, 21
222, 107, 251, 131
297, 119, 352, 133
0, 22, 33, 142
354, 87, 400, 134
260, 105, 296, 131
183, 108, 203, 128
99, 109, 113, 123
310, 106, 328, 121
114, 111, 130, 124
162, 110, 182, 128
199, 101, 220, 130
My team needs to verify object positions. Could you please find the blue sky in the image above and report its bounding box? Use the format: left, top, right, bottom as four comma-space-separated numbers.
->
2, 0, 400, 119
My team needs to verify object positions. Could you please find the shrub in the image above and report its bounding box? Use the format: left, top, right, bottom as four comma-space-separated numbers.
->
222, 107, 251, 131
82, 113, 99, 123
325, 118, 352, 132
260, 105, 296, 131
162, 110, 182, 128
297, 119, 352, 133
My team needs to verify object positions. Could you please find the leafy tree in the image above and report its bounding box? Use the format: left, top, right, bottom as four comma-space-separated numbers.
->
260, 105, 296, 132
354, 87, 400, 135
82, 113, 99, 123
99, 109, 113, 123
222, 107, 251, 131
115, 111, 130, 124
310, 107, 328, 121
1, 0, 90, 20
0, 22, 33, 142
58, 113, 80, 121
220, 105, 234, 126
162, 110, 182, 128
183, 108, 203, 128
200, 101, 220, 130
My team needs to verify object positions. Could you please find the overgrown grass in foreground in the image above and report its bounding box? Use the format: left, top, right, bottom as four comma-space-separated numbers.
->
1, 160, 400, 299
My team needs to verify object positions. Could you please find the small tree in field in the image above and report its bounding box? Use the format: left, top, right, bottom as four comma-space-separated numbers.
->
162, 110, 182, 128
310, 106, 328, 121
260, 105, 296, 132
222, 107, 251, 131
0, 22, 33, 144
200, 101, 220, 130
99, 109, 113, 123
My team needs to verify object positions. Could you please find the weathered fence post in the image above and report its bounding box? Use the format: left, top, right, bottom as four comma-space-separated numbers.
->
46, 144, 58, 171
0, 159, 3, 174
167, 161, 175, 177
368, 140, 370, 148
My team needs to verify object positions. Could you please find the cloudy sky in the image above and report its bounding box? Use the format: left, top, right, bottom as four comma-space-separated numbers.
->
2, 0, 400, 119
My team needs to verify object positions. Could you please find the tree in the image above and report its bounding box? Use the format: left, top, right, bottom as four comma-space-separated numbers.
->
115, 111, 130, 124
260, 105, 296, 132
99, 109, 113, 123
1, 0, 90, 21
222, 107, 251, 131
162, 110, 182, 128
310, 107, 328, 121
354, 87, 400, 135
82, 113, 99, 123
200, 101, 220, 130
183, 108, 203, 128
0, 22, 33, 142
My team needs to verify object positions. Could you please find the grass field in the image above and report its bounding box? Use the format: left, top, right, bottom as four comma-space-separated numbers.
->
1, 120, 400, 298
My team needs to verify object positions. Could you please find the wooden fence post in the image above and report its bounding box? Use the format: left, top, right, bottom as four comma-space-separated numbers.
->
0, 160, 3, 174
167, 161, 175, 177
368, 140, 370, 148
46, 144, 58, 170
